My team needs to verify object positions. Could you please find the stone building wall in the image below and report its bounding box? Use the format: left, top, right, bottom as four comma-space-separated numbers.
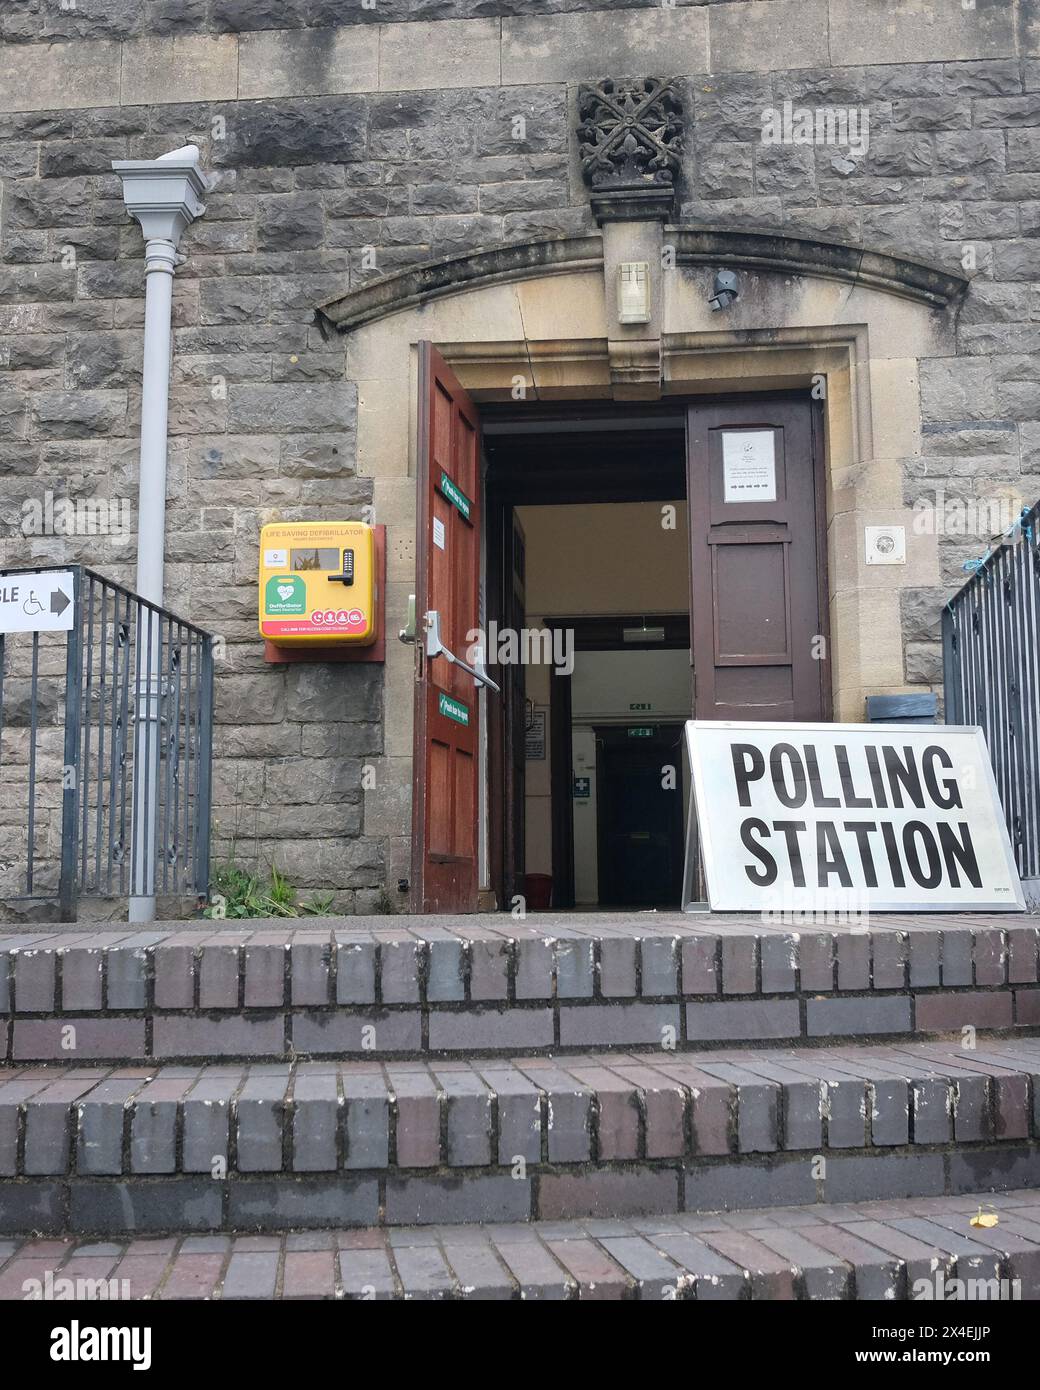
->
0, 0, 1037, 907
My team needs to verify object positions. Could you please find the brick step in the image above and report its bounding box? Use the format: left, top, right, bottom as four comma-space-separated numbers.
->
3, 1188, 1040, 1299
3, 1037, 1040, 1235
3, 916, 1039, 1062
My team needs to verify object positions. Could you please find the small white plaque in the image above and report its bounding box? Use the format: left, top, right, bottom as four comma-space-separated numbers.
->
264, 548, 288, 567
432, 517, 445, 550
722, 430, 777, 503
865, 525, 906, 565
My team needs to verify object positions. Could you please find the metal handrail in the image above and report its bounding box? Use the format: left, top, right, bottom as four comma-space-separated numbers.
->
0, 565, 212, 639
0, 565, 216, 920
942, 501, 1040, 882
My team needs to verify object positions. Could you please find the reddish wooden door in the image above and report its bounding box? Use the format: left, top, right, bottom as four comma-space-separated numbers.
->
412, 343, 482, 912
686, 397, 828, 722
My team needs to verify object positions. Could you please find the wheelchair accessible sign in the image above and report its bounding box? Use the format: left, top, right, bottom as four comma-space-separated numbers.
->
0, 571, 75, 634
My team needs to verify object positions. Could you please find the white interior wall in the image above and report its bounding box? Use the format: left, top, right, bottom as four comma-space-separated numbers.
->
571, 648, 692, 904
571, 648, 692, 722
516, 501, 690, 887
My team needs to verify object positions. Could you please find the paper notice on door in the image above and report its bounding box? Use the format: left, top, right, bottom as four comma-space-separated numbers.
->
722, 430, 777, 502
432, 517, 445, 550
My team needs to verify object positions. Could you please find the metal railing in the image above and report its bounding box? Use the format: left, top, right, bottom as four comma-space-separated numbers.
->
0, 566, 214, 920
942, 502, 1040, 884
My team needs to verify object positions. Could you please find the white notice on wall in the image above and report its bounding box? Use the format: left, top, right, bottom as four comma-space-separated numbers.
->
432, 517, 445, 550
722, 430, 777, 503
525, 709, 546, 761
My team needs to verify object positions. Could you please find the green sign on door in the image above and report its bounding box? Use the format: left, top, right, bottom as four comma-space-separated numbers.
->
438, 472, 472, 520
439, 692, 470, 726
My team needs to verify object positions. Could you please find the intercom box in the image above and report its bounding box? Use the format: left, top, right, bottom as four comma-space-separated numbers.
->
259, 521, 377, 647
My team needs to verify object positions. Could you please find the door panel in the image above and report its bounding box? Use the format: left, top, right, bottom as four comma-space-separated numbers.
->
413, 342, 482, 911
712, 537, 791, 659
687, 398, 827, 721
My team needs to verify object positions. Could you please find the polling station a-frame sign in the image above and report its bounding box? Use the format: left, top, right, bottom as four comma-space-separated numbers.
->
681, 721, 1026, 913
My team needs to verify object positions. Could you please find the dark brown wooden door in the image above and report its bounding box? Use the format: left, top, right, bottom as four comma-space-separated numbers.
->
412, 342, 482, 912
686, 397, 828, 722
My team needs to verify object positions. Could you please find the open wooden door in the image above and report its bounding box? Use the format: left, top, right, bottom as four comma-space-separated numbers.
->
412, 342, 485, 912
686, 397, 829, 722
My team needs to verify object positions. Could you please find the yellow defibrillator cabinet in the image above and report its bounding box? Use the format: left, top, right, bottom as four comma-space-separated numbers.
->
259, 521, 377, 647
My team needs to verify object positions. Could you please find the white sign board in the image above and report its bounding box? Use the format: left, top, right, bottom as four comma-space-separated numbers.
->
684, 721, 1025, 913
0, 571, 75, 635
722, 430, 776, 503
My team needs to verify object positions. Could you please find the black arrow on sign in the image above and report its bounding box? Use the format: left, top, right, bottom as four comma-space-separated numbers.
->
50, 588, 70, 616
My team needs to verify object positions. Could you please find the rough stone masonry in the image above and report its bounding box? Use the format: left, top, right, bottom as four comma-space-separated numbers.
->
0, 1, 1038, 908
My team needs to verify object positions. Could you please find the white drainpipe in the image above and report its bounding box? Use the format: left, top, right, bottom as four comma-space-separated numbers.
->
112, 146, 207, 923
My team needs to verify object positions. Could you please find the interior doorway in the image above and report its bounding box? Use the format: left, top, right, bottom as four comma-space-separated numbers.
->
595, 723, 685, 907
549, 631, 692, 909
483, 405, 691, 910
412, 344, 829, 913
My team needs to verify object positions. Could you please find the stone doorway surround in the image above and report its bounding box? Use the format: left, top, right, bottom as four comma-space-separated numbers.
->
317, 228, 968, 895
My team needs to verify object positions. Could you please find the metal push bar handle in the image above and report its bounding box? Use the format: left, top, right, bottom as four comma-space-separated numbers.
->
423, 610, 501, 693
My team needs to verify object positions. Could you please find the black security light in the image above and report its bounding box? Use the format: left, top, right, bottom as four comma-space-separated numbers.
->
709, 269, 739, 312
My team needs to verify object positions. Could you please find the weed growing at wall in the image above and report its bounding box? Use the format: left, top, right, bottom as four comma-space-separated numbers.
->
204, 858, 334, 919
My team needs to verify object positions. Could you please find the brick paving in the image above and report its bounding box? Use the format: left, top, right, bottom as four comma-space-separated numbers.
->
1, 1037, 1038, 1183
2, 1188, 1039, 1299
1, 918, 1037, 1062
3, 920, 1038, 1242
1, 1036, 1039, 1232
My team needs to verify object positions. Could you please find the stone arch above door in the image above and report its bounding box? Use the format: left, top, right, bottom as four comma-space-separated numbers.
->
318, 228, 968, 335
326, 231, 969, 883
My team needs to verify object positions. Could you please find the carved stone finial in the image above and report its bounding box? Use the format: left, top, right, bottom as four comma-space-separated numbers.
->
577, 77, 684, 224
